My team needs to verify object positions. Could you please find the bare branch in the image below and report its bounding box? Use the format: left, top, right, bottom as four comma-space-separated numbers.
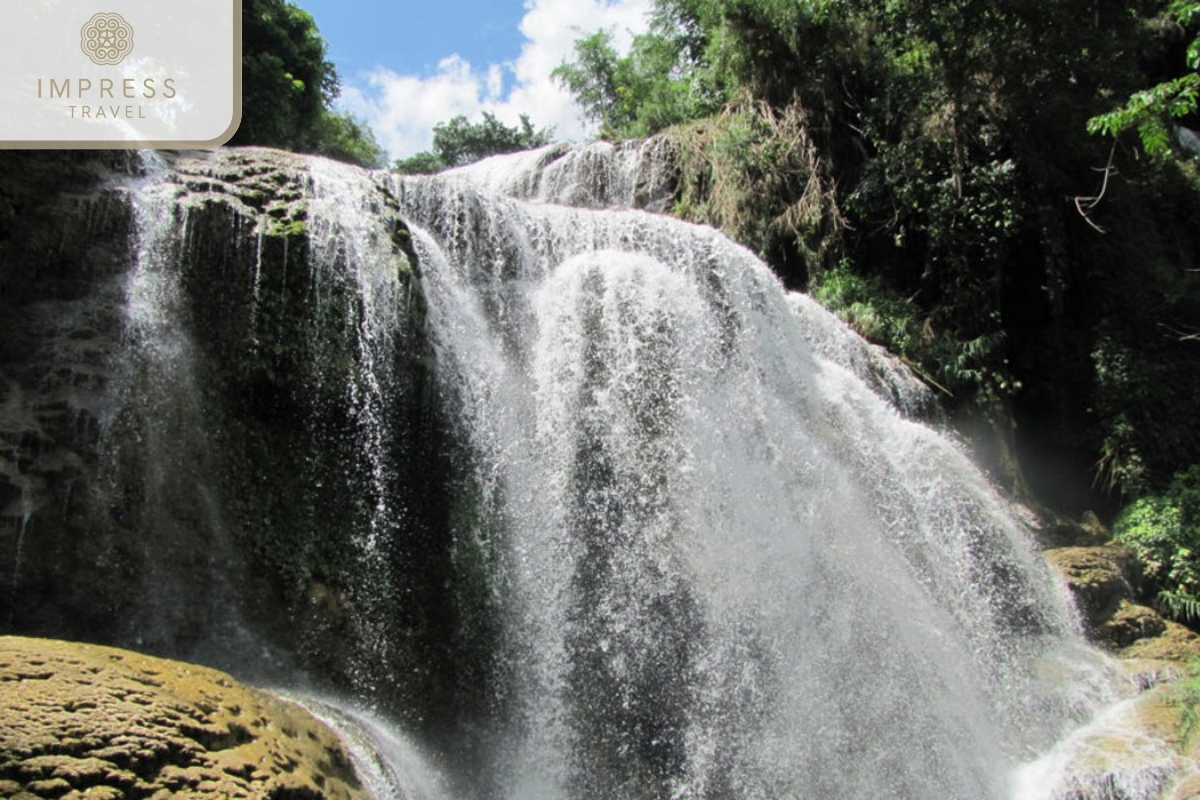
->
1073, 144, 1117, 234
1158, 321, 1200, 341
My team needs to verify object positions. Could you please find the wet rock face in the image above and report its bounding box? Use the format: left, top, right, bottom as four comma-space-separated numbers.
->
0, 636, 367, 799
1044, 545, 1138, 636
0, 151, 137, 644
0, 149, 457, 725
1039, 512, 1200, 661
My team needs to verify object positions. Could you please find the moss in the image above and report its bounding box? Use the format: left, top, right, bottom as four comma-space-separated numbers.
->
0, 636, 367, 800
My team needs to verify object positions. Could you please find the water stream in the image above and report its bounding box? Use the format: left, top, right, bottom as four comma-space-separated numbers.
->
19, 143, 1172, 799
388, 147, 1118, 799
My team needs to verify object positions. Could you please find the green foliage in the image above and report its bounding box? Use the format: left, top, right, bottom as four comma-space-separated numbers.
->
232, 0, 386, 168
434, 112, 552, 167
1174, 659, 1200, 746
669, 97, 842, 285
1092, 335, 1152, 495
1116, 466, 1200, 622
811, 262, 925, 356
393, 151, 446, 176
1088, 1, 1200, 156
553, 26, 719, 139
813, 262, 1015, 403
393, 112, 552, 174
307, 110, 388, 168
1088, 73, 1200, 156
235, 0, 334, 148
1085, 157, 1200, 496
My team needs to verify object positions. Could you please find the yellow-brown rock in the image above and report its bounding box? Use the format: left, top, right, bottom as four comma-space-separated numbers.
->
0, 636, 370, 799
1123, 621, 1200, 663
1044, 545, 1136, 634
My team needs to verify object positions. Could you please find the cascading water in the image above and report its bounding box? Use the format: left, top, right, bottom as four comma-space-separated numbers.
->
441, 139, 678, 212
397, 150, 1117, 799
5, 145, 1176, 800
305, 157, 416, 697
100, 158, 273, 670
286, 693, 456, 800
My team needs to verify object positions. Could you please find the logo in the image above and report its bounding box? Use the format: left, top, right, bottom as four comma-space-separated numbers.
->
80, 13, 134, 66
1, 0, 239, 148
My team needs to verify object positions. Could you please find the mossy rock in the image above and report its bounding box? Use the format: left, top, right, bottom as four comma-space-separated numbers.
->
1106, 601, 1170, 649
1123, 621, 1200, 663
0, 636, 370, 799
1045, 545, 1138, 634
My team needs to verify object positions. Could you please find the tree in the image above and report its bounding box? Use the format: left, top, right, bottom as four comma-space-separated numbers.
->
392, 112, 553, 174
551, 17, 723, 139
232, 0, 386, 168
1089, 1, 1200, 156
392, 151, 447, 176
234, 0, 334, 149
307, 111, 388, 169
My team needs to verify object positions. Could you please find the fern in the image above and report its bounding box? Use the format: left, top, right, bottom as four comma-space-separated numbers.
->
1160, 589, 1200, 624
1116, 467, 1200, 625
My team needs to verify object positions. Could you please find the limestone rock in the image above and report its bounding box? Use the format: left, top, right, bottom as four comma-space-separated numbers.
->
1030, 507, 1112, 549
1123, 621, 1200, 663
0, 636, 370, 799
1106, 602, 1170, 649
1045, 545, 1137, 635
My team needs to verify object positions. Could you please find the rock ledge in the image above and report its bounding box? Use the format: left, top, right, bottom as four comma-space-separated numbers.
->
0, 636, 368, 800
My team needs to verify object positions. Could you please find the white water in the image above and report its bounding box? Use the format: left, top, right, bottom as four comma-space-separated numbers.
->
307, 158, 408, 576
86, 146, 1177, 799
1013, 695, 1188, 800
386, 149, 1121, 799
101, 157, 285, 675
285, 693, 455, 800
439, 138, 678, 212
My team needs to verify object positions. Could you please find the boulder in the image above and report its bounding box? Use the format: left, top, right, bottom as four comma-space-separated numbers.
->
1045, 545, 1138, 636
1105, 602, 1170, 649
1123, 621, 1200, 664
0, 636, 369, 799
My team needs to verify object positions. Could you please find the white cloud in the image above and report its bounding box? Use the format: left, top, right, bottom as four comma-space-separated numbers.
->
339, 0, 653, 160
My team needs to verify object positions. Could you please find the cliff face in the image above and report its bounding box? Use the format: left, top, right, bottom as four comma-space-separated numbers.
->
0, 635, 368, 800
0, 150, 137, 646
0, 149, 459, 727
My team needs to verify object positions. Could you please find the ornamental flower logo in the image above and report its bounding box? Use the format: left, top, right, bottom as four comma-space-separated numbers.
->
80, 13, 134, 66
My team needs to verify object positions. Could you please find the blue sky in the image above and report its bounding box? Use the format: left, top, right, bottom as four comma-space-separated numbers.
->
301, 0, 527, 83
297, 0, 653, 159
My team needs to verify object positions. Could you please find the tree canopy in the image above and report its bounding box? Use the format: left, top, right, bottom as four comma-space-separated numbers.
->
393, 113, 553, 174
555, 0, 1200, 509
232, 0, 386, 168
1089, 1, 1200, 156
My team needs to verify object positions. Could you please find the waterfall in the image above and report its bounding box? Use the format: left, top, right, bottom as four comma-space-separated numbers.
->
396, 149, 1115, 799
99, 161, 271, 670
284, 693, 456, 800
5, 146, 1167, 800
440, 139, 679, 212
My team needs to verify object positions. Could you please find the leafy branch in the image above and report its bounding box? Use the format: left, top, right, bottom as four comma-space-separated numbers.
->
1087, 1, 1200, 157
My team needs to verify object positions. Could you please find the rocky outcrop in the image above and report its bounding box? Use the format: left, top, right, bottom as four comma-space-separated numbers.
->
1044, 545, 1140, 638
0, 149, 463, 731
1041, 518, 1200, 662
1036, 511, 1200, 799
0, 636, 367, 799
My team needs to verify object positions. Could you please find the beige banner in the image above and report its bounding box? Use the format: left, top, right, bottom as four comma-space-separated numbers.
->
0, 0, 241, 148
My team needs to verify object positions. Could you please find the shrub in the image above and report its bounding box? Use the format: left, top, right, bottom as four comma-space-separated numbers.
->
1116, 466, 1200, 622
